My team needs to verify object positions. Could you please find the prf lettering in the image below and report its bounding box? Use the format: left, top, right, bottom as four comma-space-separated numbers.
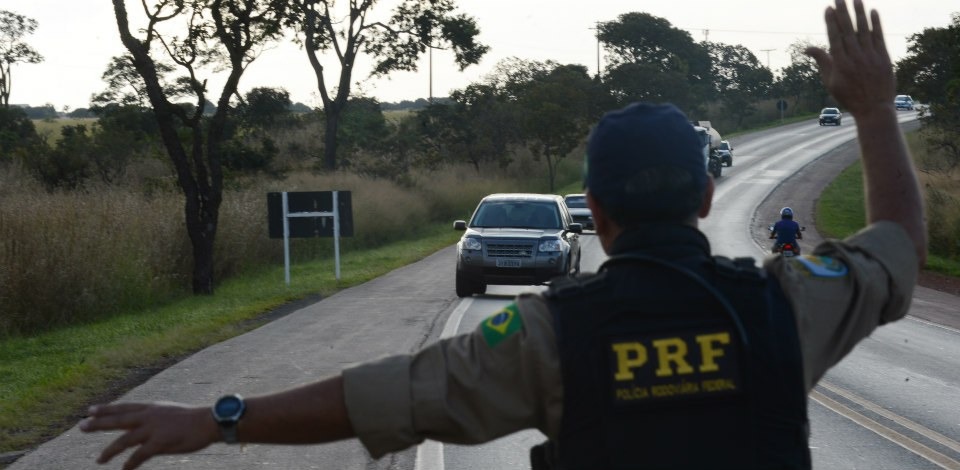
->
612, 332, 731, 380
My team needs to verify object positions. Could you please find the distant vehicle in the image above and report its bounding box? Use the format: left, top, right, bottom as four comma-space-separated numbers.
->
717, 140, 734, 167
895, 95, 914, 110
563, 193, 594, 230
819, 107, 842, 126
453, 193, 582, 297
692, 122, 723, 178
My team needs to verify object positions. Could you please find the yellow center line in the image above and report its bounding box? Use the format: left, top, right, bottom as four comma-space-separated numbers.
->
819, 381, 960, 456
812, 383, 960, 470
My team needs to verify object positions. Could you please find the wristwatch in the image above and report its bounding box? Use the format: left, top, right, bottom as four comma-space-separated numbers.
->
211, 394, 246, 444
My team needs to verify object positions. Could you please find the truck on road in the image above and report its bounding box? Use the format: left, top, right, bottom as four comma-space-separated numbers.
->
693, 121, 723, 178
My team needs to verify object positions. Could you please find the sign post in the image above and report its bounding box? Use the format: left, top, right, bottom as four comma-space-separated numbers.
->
268, 191, 353, 285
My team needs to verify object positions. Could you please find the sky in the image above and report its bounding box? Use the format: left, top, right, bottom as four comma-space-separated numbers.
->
4, 0, 958, 111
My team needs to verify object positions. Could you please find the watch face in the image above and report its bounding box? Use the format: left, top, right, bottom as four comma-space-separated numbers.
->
215, 395, 244, 420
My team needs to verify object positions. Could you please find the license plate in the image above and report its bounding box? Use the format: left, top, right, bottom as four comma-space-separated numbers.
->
783, 251, 795, 258
496, 258, 521, 268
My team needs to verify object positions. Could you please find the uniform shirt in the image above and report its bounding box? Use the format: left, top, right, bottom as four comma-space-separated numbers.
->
773, 219, 802, 245
342, 221, 918, 458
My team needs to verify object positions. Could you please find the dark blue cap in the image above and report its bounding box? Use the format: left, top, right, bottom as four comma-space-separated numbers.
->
584, 102, 707, 219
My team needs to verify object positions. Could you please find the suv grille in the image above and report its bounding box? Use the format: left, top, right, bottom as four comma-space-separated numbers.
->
486, 242, 536, 258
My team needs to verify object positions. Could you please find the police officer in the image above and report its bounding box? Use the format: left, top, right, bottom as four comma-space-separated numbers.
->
80, 1, 926, 469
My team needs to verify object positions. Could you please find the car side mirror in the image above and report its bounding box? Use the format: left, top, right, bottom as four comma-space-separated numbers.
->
453, 220, 467, 231
568, 223, 583, 234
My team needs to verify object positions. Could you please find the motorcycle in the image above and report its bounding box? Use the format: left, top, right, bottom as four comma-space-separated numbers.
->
768, 224, 805, 257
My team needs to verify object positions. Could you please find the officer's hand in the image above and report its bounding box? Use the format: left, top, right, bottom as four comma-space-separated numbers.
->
80, 402, 218, 470
804, 0, 895, 117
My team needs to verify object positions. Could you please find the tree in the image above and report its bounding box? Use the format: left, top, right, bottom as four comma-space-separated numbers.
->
110, 0, 288, 294
707, 42, 773, 128
0, 105, 40, 163
895, 13, 960, 105
420, 82, 521, 173
774, 41, 828, 112
0, 10, 43, 108
509, 61, 596, 192
597, 12, 711, 114
288, 0, 488, 170
235, 86, 292, 129
24, 125, 94, 191
896, 14, 960, 175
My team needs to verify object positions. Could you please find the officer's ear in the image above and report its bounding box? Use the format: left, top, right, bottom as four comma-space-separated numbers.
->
697, 176, 715, 219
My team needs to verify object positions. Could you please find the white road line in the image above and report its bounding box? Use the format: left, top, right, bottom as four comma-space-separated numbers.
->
907, 315, 960, 335
414, 297, 473, 470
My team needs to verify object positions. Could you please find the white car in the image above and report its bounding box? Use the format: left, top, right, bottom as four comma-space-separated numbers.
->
563, 193, 594, 230
717, 140, 734, 167
895, 95, 914, 110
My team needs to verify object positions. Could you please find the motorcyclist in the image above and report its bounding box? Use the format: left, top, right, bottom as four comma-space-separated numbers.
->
770, 207, 802, 255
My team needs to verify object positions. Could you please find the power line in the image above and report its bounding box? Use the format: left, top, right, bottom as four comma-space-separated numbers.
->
680, 26, 915, 38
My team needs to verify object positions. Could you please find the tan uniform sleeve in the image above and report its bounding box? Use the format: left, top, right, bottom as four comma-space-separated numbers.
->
765, 221, 918, 391
341, 293, 563, 458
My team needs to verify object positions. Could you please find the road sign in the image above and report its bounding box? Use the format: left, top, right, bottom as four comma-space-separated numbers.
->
267, 191, 353, 238
266, 191, 353, 284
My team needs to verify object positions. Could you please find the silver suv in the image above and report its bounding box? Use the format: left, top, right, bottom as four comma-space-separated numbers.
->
453, 193, 582, 297
895, 95, 914, 110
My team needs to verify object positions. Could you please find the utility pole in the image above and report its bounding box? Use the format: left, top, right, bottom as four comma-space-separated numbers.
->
428, 45, 433, 103
589, 22, 602, 78
760, 48, 775, 70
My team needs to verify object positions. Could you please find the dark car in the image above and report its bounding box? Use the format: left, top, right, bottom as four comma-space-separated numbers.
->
563, 193, 594, 230
819, 107, 842, 126
453, 193, 582, 297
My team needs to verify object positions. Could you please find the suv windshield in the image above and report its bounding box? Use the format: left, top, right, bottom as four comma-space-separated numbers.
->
471, 201, 561, 229
821, 108, 839, 115
719, 142, 730, 150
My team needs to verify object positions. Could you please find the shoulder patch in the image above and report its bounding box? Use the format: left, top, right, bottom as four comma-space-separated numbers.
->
482, 302, 524, 348
791, 255, 849, 278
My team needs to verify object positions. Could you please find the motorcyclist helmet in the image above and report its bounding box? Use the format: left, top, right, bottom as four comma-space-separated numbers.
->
780, 207, 793, 219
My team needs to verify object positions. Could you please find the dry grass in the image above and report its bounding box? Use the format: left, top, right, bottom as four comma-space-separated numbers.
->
911, 131, 960, 261
32, 117, 100, 144
0, 146, 584, 336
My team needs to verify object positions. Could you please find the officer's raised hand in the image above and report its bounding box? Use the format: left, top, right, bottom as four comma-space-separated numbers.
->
804, 0, 895, 117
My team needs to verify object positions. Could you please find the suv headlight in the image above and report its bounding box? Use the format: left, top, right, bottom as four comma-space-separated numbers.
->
462, 237, 482, 251
539, 239, 562, 252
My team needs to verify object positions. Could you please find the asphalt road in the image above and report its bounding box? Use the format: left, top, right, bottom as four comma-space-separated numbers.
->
10, 113, 960, 469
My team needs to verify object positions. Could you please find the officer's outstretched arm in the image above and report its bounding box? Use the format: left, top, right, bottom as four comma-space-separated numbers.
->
805, 0, 926, 267
81, 376, 355, 470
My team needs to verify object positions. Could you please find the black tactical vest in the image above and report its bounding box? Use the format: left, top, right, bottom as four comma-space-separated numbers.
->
534, 227, 810, 470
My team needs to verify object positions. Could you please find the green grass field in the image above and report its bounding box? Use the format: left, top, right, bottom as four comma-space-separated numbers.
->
816, 160, 960, 277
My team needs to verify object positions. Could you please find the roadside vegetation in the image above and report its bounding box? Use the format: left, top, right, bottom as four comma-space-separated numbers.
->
816, 130, 960, 277
0, 157, 584, 456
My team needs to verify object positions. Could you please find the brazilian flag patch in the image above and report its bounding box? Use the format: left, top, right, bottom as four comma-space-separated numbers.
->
482, 303, 524, 348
